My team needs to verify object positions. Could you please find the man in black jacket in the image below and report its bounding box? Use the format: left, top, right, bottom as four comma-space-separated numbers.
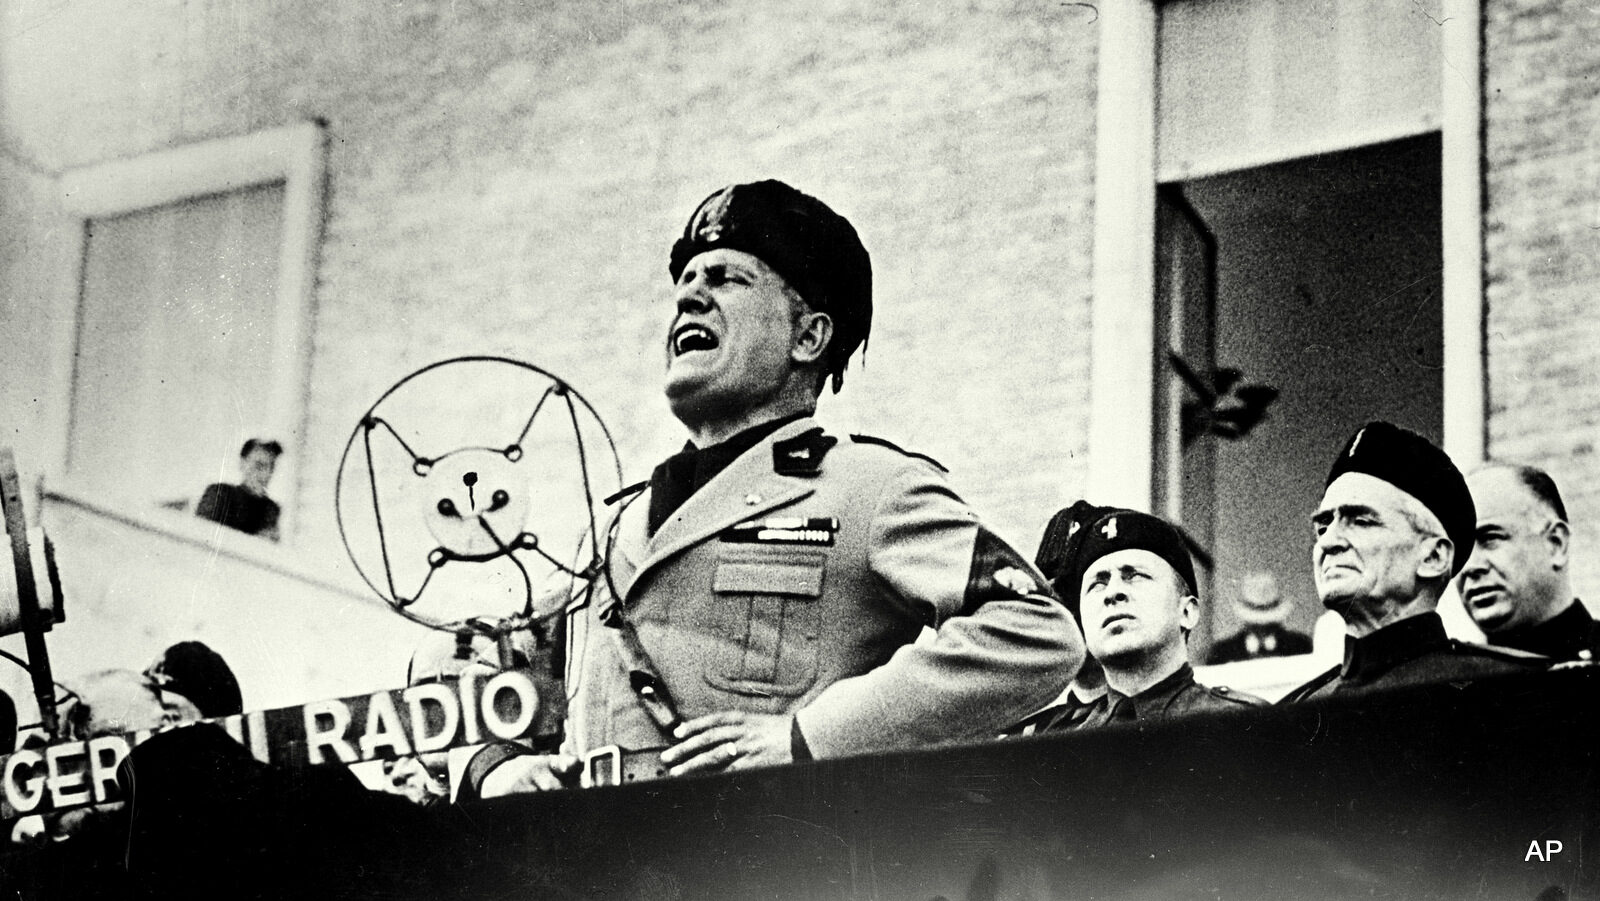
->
195, 438, 283, 540
1055, 510, 1263, 727
1456, 464, 1600, 662
1206, 571, 1313, 664
1282, 422, 1545, 702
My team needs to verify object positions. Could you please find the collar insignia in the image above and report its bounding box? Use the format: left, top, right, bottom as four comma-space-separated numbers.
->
773, 428, 837, 476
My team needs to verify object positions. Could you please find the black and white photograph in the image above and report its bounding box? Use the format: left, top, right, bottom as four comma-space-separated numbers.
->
1, 1, 1596, 898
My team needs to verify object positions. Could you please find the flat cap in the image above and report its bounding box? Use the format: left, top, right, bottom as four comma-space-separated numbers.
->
669, 180, 872, 391
1324, 421, 1475, 576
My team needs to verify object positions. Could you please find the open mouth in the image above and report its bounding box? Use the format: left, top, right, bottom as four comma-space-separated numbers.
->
671, 324, 719, 357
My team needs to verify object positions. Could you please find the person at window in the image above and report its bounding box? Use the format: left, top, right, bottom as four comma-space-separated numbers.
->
1281, 422, 1547, 702
1455, 464, 1600, 662
195, 438, 283, 541
1040, 510, 1264, 729
1205, 571, 1313, 664
463, 179, 1082, 797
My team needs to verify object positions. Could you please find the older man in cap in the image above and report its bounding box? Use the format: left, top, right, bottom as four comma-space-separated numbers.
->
1456, 464, 1600, 662
469, 180, 1081, 795
1282, 422, 1546, 702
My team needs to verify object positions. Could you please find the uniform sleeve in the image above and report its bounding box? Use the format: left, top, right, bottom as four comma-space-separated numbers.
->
793, 463, 1084, 757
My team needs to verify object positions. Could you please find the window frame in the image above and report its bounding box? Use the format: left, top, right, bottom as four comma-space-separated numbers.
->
44, 121, 326, 542
1085, 0, 1486, 511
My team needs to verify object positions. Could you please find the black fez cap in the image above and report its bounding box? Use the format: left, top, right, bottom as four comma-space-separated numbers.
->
1035, 500, 1133, 619
145, 641, 243, 719
668, 180, 872, 392
1073, 511, 1198, 598
1324, 421, 1475, 576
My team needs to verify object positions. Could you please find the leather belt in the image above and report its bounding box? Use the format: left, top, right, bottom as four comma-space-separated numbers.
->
580, 745, 668, 788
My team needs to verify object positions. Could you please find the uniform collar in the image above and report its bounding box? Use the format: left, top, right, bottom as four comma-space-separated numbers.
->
1496, 600, 1596, 661
647, 412, 808, 536
1340, 611, 1449, 684
1104, 663, 1197, 719
625, 417, 824, 600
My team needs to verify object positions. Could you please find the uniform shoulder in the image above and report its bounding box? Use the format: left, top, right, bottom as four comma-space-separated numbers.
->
845, 434, 948, 473
1200, 683, 1270, 708
1447, 639, 1552, 668
1277, 664, 1340, 705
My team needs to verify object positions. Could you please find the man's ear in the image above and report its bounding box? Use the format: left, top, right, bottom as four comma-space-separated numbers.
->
790, 311, 833, 367
1178, 594, 1201, 633
1546, 519, 1572, 571
1417, 535, 1454, 581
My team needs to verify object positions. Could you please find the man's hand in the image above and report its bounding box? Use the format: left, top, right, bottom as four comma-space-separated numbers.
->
661, 711, 795, 777
477, 753, 582, 797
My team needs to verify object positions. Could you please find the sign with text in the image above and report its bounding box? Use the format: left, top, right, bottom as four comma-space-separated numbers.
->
0, 668, 550, 820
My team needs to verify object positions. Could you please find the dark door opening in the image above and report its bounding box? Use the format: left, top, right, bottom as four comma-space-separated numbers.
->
1154, 133, 1444, 662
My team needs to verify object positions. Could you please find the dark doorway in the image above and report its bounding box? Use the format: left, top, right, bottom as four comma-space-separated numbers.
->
1154, 133, 1444, 660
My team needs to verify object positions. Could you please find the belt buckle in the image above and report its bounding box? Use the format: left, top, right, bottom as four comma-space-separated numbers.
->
580, 745, 622, 788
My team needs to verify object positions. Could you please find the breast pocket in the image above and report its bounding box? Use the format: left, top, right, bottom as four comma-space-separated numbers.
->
706, 548, 827, 697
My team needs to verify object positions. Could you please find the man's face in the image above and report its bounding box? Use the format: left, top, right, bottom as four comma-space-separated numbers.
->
1079, 548, 1197, 667
1311, 473, 1434, 613
664, 249, 804, 425
62, 670, 168, 738
241, 447, 278, 495
156, 689, 205, 727
1455, 468, 1564, 634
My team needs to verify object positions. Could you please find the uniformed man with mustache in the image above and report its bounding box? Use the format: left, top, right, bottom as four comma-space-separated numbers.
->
465, 180, 1083, 796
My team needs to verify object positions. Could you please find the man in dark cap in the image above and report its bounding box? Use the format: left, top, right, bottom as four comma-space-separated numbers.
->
1456, 463, 1600, 662
1052, 510, 1262, 727
1004, 500, 1124, 735
469, 180, 1081, 795
143, 640, 244, 724
1281, 422, 1546, 702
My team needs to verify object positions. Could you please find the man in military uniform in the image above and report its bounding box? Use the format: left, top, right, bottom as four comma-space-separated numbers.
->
468, 180, 1082, 795
1281, 422, 1547, 702
1456, 464, 1600, 662
1205, 571, 1313, 664
1020, 509, 1263, 730
1004, 500, 1122, 735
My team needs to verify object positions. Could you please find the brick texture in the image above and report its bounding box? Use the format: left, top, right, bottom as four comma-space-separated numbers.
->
0, 2, 1098, 704
1484, 0, 1600, 601
3, 0, 1098, 550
